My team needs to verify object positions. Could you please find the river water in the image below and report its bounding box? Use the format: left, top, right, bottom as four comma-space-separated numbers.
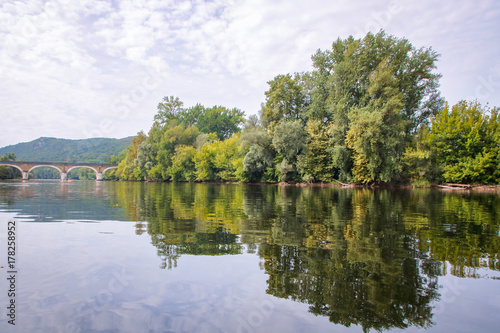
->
0, 180, 499, 332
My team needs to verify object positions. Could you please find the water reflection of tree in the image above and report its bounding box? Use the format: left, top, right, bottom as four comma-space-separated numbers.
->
113, 182, 500, 330
152, 229, 241, 269
115, 182, 248, 268
254, 188, 441, 332
402, 190, 500, 277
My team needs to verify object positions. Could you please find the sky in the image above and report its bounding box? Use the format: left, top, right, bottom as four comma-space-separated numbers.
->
0, 0, 499, 148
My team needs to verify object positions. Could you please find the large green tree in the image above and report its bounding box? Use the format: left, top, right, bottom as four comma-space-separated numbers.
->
195, 134, 246, 182
154, 96, 185, 125
299, 119, 337, 183
345, 61, 406, 183
149, 124, 200, 180
311, 31, 443, 182
195, 105, 245, 140
169, 145, 198, 181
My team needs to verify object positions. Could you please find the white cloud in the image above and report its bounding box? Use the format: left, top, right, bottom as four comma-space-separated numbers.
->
0, 0, 499, 148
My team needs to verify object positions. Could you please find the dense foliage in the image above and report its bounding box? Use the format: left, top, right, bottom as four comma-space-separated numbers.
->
4, 32, 496, 185
78, 32, 500, 185
116, 97, 246, 181
0, 153, 20, 179
428, 101, 500, 184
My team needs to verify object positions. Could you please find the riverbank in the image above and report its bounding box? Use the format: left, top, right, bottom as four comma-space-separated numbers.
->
5, 177, 499, 191
434, 183, 500, 192
144, 178, 500, 191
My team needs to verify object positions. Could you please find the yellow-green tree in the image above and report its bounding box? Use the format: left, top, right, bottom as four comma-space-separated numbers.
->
345, 61, 406, 183
298, 119, 336, 182
194, 134, 247, 182
116, 131, 147, 180
429, 101, 500, 184
148, 124, 199, 180
169, 145, 198, 181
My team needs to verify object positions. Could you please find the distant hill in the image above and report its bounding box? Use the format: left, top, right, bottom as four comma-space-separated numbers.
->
0, 137, 133, 163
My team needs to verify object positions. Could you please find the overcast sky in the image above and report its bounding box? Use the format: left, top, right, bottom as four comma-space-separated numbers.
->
1, 0, 499, 148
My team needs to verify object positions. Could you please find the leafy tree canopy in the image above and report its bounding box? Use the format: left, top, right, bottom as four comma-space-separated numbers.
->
154, 96, 245, 140
429, 101, 500, 184
262, 72, 312, 127
311, 30, 443, 134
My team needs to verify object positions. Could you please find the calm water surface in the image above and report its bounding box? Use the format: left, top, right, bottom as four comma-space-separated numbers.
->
0, 180, 499, 332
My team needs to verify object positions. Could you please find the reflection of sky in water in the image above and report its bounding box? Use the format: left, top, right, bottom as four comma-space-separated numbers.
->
0, 221, 335, 332
1, 220, 498, 333
0, 180, 128, 222
0, 180, 499, 332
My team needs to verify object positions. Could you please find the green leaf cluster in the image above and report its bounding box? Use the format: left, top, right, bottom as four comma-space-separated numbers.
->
154, 96, 245, 140
118, 97, 247, 182
429, 101, 500, 184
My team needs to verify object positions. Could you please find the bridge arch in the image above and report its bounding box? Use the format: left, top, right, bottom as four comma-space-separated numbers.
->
28, 165, 63, 180
0, 164, 23, 174
0, 163, 24, 179
28, 165, 62, 174
67, 166, 98, 174
66, 166, 99, 180
102, 166, 118, 174
0, 162, 118, 181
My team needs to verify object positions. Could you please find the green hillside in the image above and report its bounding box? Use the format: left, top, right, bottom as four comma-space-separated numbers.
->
0, 137, 133, 163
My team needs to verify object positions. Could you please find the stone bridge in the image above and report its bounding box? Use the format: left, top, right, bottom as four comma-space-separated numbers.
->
0, 161, 118, 181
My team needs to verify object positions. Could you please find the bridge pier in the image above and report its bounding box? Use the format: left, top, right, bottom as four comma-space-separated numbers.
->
61, 172, 67, 181
22, 171, 29, 180
96, 172, 103, 181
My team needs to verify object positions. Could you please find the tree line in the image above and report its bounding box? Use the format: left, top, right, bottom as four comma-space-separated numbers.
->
81, 31, 500, 185
3, 32, 495, 185
1, 32, 498, 184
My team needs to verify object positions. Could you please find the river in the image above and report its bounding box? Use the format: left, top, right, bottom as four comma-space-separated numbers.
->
0, 180, 499, 332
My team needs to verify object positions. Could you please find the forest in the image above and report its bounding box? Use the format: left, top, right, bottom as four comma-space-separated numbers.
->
2, 31, 499, 185
113, 32, 499, 185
